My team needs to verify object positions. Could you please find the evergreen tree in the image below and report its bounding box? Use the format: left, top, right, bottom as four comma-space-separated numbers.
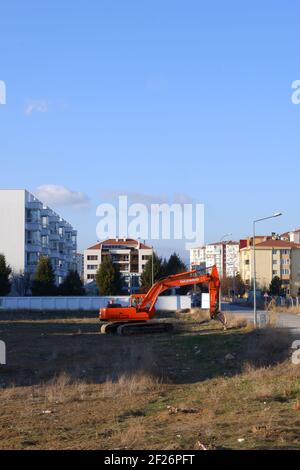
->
234, 273, 246, 297
0, 254, 11, 296
59, 270, 85, 296
96, 256, 122, 295
140, 253, 166, 289
31, 256, 57, 296
165, 252, 186, 276
164, 252, 187, 294
269, 276, 282, 296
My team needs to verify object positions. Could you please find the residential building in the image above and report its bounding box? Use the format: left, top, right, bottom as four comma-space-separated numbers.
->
239, 236, 300, 295
281, 228, 300, 244
190, 241, 239, 277
0, 189, 77, 285
84, 238, 153, 292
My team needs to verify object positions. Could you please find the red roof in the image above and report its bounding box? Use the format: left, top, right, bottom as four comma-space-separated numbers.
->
255, 239, 300, 249
88, 238, 151, 250
281, 229, 300, 238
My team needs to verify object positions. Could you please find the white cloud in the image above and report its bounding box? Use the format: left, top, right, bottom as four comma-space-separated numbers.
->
25, 99, 49, 116
99, 190, 194, 206
36, 185, 90, 211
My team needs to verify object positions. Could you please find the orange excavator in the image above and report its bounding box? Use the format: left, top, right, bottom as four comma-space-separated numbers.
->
99, 265, 225, 335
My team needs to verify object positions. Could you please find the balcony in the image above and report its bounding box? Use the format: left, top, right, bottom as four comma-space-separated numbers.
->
49, 231, 60, 241
26, 241, 41, 253
27, 201, 42, 210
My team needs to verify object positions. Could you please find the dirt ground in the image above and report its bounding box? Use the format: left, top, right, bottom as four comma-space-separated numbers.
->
0, 309, 300, 450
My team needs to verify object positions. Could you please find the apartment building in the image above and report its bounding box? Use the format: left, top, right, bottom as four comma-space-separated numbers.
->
0, 189, 77, 285
84, 238, 153, 292
239, 237, 300, 295
190, 241, 239, 277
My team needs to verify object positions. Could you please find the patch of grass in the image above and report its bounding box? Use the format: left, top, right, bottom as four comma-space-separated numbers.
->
102, 372, 164, 399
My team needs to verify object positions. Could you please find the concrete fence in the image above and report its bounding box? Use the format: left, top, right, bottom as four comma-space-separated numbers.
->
0, 295, 191, 312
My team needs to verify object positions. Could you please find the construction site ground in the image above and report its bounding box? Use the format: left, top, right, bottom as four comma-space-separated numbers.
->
0, 309, 300, 450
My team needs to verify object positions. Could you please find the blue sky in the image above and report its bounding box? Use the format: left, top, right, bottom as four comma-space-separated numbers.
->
1, 1, 300, 258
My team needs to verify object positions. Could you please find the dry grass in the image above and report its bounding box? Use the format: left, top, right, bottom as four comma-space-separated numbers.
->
188, 308, 211, 322
243, 327, 293, 368
2, 311, 300, 449
266, 302, 300, 315
113, 420, 146, 449
41, 372, 87, 404
102, 372, 164, 399
225, 313, 251, 329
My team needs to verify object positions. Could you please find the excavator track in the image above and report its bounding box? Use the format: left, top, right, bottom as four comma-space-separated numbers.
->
100, 321, 173, 336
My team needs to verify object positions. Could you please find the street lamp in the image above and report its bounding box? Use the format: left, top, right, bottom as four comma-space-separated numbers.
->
219, 233, 232, 308
253, 212, 282, 327
151, 245, 154, 286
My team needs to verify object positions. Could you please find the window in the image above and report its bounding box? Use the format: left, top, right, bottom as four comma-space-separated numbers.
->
87, 255, 98, 261
273, 260, 277, 264
42, 216, 48, 228
87, 274, 95, 280
87, 264, 98, 270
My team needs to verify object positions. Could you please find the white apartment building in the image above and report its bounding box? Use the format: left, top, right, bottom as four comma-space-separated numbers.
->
190, 241, 239, 278
84, 238, 153, 292
0, 189, 77, 285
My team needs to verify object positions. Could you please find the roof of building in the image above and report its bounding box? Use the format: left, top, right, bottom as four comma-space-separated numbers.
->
207, 240, 239, 246
281, 229, 300, 238
254, 239, 300, 249
87, 238, 151, 250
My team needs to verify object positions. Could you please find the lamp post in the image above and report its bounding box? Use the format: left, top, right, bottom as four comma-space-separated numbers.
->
151, 245, 154, 286
219, 233, 232, 309
253, 212, 282, 327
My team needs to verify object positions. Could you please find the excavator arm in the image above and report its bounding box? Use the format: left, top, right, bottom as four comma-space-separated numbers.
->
138, 265, 220, 319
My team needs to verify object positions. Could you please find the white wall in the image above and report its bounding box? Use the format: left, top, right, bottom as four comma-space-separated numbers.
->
0, 189, 25, 272
0, 295, 191, 311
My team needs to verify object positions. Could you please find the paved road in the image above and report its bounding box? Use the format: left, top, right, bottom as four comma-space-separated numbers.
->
221, 301, 300, 331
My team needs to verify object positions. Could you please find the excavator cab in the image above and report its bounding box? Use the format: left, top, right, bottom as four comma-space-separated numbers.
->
129, 294, 145, 308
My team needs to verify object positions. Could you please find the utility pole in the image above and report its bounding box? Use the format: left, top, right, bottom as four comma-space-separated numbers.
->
253, 212, 282, 327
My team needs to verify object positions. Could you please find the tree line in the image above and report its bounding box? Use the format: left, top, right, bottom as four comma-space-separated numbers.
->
0, 252, 187, 297
1, 251, 290, 298
0, 254, 84, 296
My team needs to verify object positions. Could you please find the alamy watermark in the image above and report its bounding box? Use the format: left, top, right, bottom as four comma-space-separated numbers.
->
0, 341, 6, 365
291, 340, 300, 365
96, 195, 204, 250
0, 80, 6, 105
291, 80, 300, 104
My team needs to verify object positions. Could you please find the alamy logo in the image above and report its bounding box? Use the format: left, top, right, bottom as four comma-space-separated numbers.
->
0, 80, 6, 105
291, 340, 300, 365
291, 80, 300, 105
96, 195, 204, 250
0, 341, 6, 365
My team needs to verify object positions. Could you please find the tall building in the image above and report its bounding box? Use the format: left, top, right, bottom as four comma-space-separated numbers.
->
239, 236, 300, 295
84, 238, 153, 292
0, 189, 77, 285
190, 241, 239, 277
